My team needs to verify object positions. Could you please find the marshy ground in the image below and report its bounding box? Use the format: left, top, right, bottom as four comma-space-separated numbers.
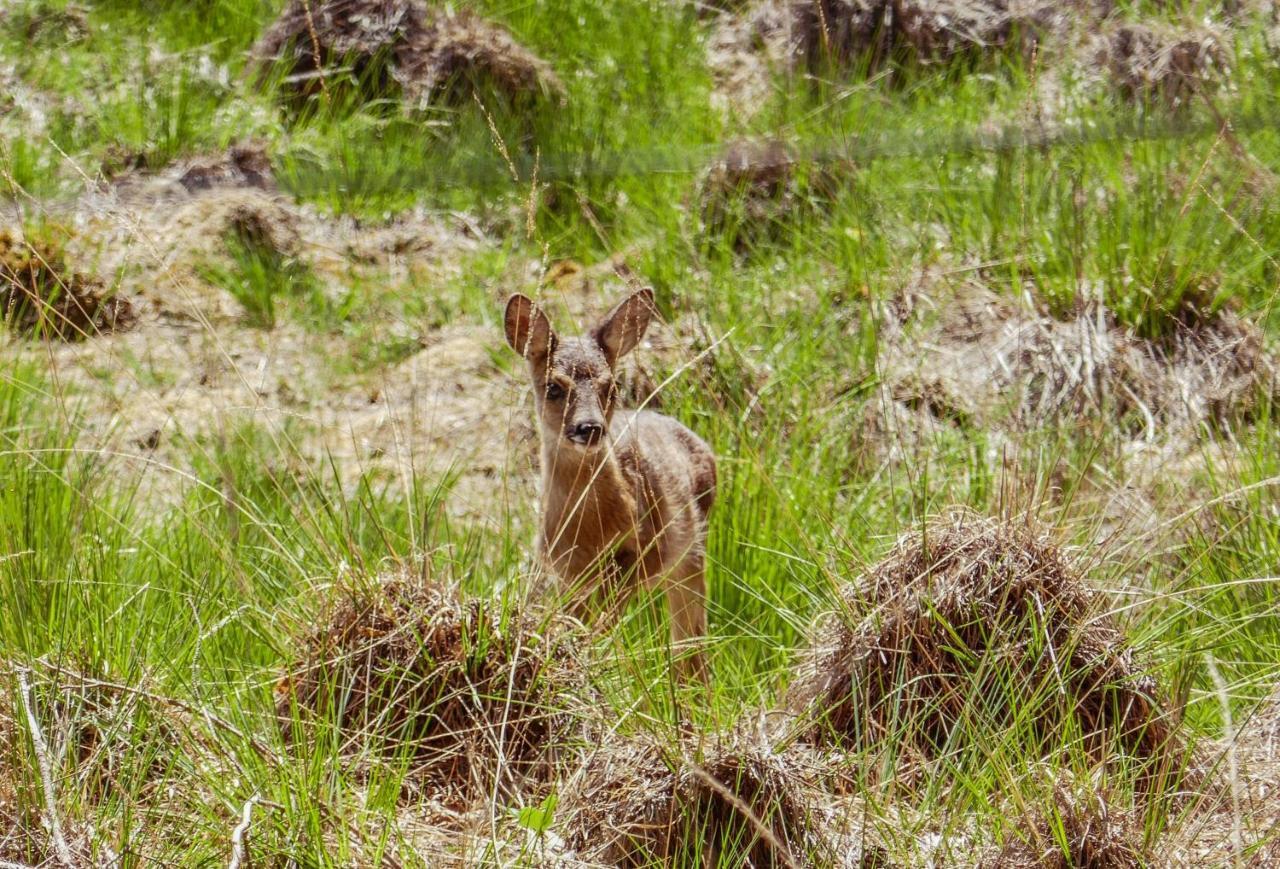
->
1, 0, 1279, 865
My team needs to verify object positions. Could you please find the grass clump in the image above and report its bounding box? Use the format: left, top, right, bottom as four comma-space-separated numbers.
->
1100, 23, 1226, 107
250, 0, 563, 115
794, 0, 1058, 78
194, 194, 311, 329
985, 777, 1146, 868
696, 138, 852, 253
788, 510, 1180, 785
279, 571, 586, 800
0, 225, 135, 340
560, 728, 839, 867
877, 282, 1277, 438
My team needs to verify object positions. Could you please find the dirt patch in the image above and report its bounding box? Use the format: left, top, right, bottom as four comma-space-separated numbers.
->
0, 226, 135, 340
984, 779, 1145, 867
1098, 23, 1225, 107
875, 280, 1277, 439
7, 135, 504, 555
706, 0, 794, 116
279, 571, 586, 801
251, 0, 563, 112
559, 728, 847, 866
787, 510, 1181, 787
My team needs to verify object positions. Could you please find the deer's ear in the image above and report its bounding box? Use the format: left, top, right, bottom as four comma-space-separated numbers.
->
505, 294, 556, 361
594, 288, 655, 365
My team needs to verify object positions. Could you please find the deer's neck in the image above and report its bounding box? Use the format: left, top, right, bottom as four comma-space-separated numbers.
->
539, 437, 636, 553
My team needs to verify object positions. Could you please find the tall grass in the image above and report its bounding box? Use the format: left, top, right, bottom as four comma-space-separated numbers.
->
1, 0, 1278, 863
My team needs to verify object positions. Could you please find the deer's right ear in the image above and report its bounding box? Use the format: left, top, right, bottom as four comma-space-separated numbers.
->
504, 294, 556, 361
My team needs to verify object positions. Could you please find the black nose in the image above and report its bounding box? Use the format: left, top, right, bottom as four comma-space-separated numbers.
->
570, 422, 604, 445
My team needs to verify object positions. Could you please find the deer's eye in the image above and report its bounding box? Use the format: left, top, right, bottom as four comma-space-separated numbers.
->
545, 383, 566, 401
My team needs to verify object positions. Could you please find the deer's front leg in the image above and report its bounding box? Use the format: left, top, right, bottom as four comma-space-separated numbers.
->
665, 553, 709, 685
564, 545, 641, 628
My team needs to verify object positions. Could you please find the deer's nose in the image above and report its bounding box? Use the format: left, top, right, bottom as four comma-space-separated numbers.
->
570, 421, 604, 445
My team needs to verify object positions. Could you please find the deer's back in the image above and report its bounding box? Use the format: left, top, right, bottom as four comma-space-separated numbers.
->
615, 410, 716, 525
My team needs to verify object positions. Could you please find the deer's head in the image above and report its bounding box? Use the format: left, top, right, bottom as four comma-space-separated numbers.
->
504, 289, 655, 451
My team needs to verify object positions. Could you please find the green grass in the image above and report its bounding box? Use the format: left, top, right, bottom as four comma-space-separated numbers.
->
2, 0, 1279, 863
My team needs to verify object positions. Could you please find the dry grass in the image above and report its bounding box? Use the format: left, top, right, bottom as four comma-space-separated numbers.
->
173, 142, 275, 194
251, 0, 563, 111
793, 0, 1062, 76
876, 282, 1277, 439
695, 138, 851, 250
0, 226, 135, 341
1165, 687, 1280, 864
787, 511, 1180, 786
559, 726, 843, 867
1099, 23, 1226, 107
279, 571, 586, 802
984, 778, 1145, 868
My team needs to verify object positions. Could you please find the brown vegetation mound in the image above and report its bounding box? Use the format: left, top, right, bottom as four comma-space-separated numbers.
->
696, 138, 851, 250
984, 781, 1144, 868
788, 511, 1179, 781
560, 730, 840, 867
170, 189, 302, 264
280, 573, 584, 798
877, 283, 1277, 438
1099, 23, 1225, 107
794, 0, 1061, 75
251, 0, 563, 111
176, 143, 275, 194
0, 229, 135, 341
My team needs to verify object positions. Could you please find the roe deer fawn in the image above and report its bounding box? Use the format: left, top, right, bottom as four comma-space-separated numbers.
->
504, 288, 716, 681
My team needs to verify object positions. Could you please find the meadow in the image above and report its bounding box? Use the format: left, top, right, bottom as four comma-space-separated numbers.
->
1, 0, 1278, 865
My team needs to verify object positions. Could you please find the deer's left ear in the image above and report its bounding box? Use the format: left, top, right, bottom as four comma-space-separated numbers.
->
594, 288, 655, 366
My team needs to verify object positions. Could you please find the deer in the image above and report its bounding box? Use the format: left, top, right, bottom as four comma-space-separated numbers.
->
504, 288, 716, 682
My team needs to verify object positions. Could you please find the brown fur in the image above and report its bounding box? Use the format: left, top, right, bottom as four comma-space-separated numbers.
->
504, 289, 716, 681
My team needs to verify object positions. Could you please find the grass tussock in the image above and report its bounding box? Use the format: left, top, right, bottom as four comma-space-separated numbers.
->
560, 728, 839, 867
878, 283, 1277, 439
251, 0, 563, 112
0, 227, 135, 341
174, 142, 275, 194
788, 511, 1179, 781
985, 778, 1145, 868
794, 0, 1058, 76
1099, 23, 1225, 107
279, 572, 585, 800
696, 138, 851, 251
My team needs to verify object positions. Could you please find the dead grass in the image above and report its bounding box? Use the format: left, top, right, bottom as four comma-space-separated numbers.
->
696, 138, 851, 250
251, 0, 563, 112
559, 726, 843, 867
1099, 23, 1226, 107
787, 510, 1181, 787
1165, 687, 1280, 864
279, 571, 586, 802
0, 226, 135, 341
173, 142, 275, 194
793, 0, 1063, 77
875, 281, 1277, 440
984, 777, 1145, 868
